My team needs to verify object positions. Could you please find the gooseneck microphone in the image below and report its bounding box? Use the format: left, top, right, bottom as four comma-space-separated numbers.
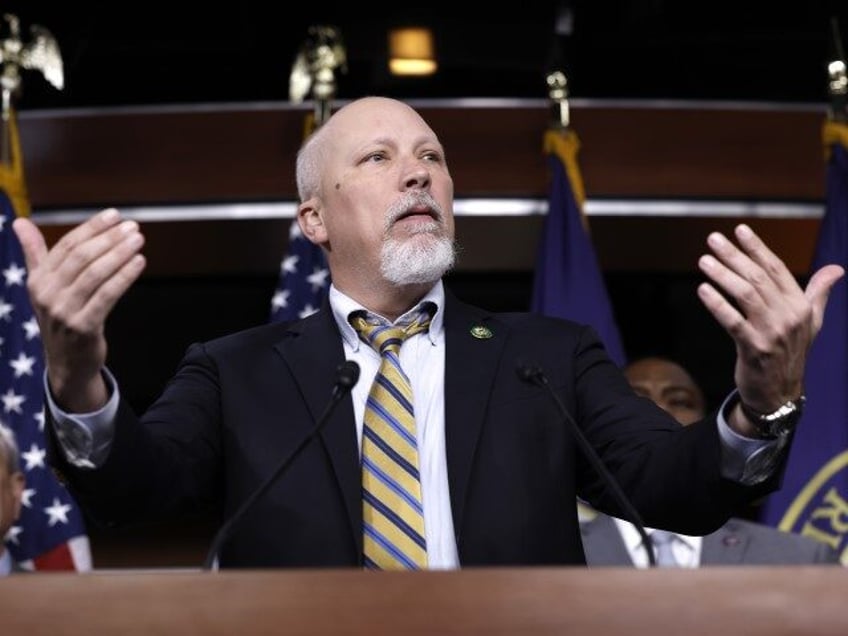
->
203, 360, 360, 570
516, 362, 657, 567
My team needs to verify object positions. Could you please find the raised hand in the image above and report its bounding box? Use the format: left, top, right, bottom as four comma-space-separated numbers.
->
696, 223, 844, 434
13, 208, 146, 412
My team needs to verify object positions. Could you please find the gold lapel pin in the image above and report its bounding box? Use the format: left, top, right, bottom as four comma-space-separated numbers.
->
470, 325, 493, 339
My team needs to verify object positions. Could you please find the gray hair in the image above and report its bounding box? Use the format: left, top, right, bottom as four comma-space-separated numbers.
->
295, 120, 333, 202
0, 423, 20, 474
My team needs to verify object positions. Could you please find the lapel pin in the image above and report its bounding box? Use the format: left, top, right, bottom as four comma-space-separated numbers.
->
470, 325, 493, 339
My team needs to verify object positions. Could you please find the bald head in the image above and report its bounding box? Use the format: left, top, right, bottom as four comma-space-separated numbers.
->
624, 357, 706, 426
296, 97, 438, 202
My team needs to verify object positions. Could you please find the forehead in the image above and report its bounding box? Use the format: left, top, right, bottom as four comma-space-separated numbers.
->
625, 360, 695, 389
328, 99, 440, 150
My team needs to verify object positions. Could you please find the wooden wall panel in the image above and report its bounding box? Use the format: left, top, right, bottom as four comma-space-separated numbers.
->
20, 100, 829, 275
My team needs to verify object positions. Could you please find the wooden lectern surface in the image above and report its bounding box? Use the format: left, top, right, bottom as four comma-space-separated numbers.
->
1, 566, 846, 635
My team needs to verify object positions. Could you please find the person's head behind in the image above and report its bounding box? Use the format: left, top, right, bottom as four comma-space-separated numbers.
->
624, 356, 706, 425
0, 424, 25, 554
295, 97, 457, 312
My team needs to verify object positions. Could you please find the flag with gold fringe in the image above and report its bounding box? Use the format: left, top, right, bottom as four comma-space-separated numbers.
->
0, 108, 92, 571
759, 120, 848, 564
531, 128, 626, 367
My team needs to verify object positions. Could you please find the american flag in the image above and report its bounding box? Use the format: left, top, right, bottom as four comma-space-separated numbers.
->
1, 109, 91, 571
269, 221, 330, 322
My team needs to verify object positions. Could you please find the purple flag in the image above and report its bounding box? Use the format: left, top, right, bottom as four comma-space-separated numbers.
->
531, 129, 626, 367
759, 121, 848, 564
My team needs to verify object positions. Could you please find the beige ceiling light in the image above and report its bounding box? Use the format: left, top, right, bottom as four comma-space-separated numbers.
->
388, 27, 437, 76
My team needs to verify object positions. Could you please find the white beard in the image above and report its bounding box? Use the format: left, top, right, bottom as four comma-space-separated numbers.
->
379, 191, 457, 285
380, 226, 456, 285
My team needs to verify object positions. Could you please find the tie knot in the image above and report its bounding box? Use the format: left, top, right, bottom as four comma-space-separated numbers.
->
351, 308, 432, 356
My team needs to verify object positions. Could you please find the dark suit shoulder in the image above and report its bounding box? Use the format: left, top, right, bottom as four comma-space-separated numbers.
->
192, 309, 331, 357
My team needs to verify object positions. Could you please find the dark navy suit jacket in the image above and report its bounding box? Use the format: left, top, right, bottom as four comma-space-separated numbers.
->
48, 290, 780, 568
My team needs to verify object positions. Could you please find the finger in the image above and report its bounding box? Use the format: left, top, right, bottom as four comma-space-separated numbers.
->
696, 280, 756, 344
732, 224, 798, 297
12, 217, 48, 272
805, 264, 846, 334
49, 224, 146, 329
701, 229, 802, 323
78, 253, 147, 329
41, 208, 125, 278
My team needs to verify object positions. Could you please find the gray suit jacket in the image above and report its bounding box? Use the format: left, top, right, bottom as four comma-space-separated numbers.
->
581, 512, 842, 566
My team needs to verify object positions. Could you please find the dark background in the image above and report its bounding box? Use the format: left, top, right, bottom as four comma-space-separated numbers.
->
5, 1, 848, 110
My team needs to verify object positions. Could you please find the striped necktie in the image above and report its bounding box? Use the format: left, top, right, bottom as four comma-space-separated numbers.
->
351, 309, 432, 570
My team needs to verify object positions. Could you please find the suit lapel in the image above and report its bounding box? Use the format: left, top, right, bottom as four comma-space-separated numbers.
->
443, 292, 506, 540
273, 305, 362, 555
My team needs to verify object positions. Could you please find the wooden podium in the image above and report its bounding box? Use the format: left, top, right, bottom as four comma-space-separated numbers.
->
2, 566, 846, 634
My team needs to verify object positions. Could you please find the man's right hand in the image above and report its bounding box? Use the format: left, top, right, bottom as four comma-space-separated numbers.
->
13, 208, 146, 413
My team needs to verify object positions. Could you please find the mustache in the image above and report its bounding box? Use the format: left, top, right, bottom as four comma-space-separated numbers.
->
385, 191, 445, 226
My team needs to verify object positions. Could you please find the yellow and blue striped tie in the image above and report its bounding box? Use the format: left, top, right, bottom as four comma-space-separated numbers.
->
351, 310, 431, 570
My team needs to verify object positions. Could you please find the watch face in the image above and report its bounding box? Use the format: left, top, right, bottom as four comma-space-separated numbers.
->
742, 396, 805, 439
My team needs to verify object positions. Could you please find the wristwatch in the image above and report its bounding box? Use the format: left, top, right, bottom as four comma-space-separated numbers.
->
739, 395, 806, 439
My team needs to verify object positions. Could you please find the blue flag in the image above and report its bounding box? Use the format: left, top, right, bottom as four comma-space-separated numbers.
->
531, 128, 626, 367
269, 221, 330, 322
270, 113, 331, 323
0, 110, 91, 570
759, 120, 848, 564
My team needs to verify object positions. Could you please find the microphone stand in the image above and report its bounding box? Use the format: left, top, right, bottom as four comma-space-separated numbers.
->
517, 363, 657, 567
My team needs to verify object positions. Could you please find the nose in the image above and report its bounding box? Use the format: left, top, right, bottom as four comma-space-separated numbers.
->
402, 161, 431, 190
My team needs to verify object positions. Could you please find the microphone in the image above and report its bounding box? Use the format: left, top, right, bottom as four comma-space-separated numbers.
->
516, 361, 657, 567
203, 360, 360, 570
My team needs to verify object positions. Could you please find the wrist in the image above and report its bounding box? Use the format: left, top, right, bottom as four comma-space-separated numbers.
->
738, 395, 806, 440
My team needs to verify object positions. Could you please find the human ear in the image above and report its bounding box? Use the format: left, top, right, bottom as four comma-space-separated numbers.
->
297, 198, 328, 245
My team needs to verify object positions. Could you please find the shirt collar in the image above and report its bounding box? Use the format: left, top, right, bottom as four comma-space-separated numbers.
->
329, 280, 445, 352
613, 518, 701, 555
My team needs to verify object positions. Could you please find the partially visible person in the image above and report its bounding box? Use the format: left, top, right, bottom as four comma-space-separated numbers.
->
623, 356, 707, 426
581, 355, 842, 567
0, 423, 25, 575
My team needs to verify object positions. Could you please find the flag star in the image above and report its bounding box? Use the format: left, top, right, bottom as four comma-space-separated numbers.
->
3, 262, 26, 287
21, 443, 46, 470
281, 254, 299, 274
21, 487, 36, 508
271, 289, 290, 311
23, 317, 40, 340
9, 351, 36, 377
0, 215, 5, 231
299, 304, 318, 319
5, 525, 23, 545
1, 388, 25, 414
0, 298, 13, 321
44, 497, 72, 526
288, 222, 303, 240
34, 407, 45, 432
307, 267, 330, 292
